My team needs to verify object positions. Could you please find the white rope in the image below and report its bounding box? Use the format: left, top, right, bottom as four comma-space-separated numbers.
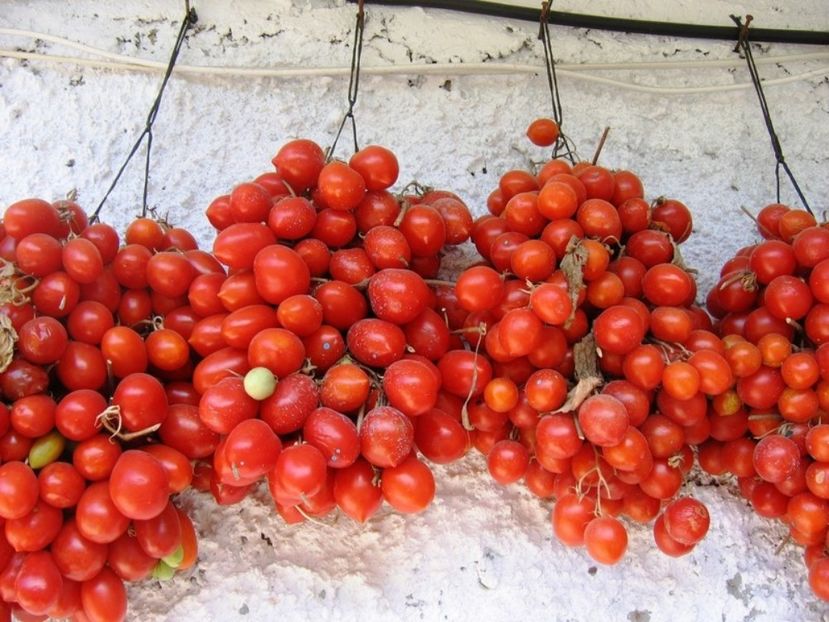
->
1, 48, 826, 95
1, 26, 827, 95
1, 26, 828, 73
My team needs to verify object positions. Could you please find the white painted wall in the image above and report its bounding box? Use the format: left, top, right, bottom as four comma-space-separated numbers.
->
1, 1, 828, 620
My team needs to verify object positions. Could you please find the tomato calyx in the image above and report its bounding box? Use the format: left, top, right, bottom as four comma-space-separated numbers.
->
560, 236, 589, 328
558, 334, 603, 418
95, 405, 162, 442
0, 313, 18, 372
0, 260, 39, 307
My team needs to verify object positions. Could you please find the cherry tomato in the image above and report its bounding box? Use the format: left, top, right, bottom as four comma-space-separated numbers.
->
108, 451, 169, 520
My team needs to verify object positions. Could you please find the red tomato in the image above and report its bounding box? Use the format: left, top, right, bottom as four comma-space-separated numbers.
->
80, 567, 127, 622
15, 551, 62, 615
381, 454, 435, 513
75, 482, 130, 544
107, 531, 156, 582
359, 406, 414, 468
134, 500, 181, 558
0, 461, 38, 519
303, 407, 360, 469
199, 376, 259, 434
51, 520, 108, 582
272, 139, 325, 192
224, 418, 282, 479
349, 145, 399, 191
108, 451, 170, 520
332, 458, 383, 523
253, 245, 310, 305
158, 403, 220, 460
213, 223, 275, 270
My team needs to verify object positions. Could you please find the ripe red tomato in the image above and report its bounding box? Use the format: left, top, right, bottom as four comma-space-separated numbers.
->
552, 492, 594, 547
224, 418, 282, 479
158, 403, 220, 459
347, 318, 407, 368
303, 407, 360, 469
6, 497, 63, 551
253, 244, 310, 305
142, 445, 193, 493
229, 182, 272, 223
268, 196, 317, 240
526, 118, 560, 146
146, 251, 196, 298
15, 550, 63, 615
381, 454, 435, 513
272, 443, 328, 499
107, 531, 155, 582
272, 139, 325, 192
381, 358, 440, 417
487, 439, 530, 485
584, 516, 628, 565
260, 372, 319, 435
333, 458, 383, 523
359, 406, 414, 468
198, 376, 258, 435
134, 500, 181, 558
80, 567, 127, 622
0, 461, 38, 519
4, 198, 62, 240
213, 223, 275, 270
108, 450, 170, 520
75, 482, 130, 544
350, 145, 399, 191
51, 519, 108, 582
662, 497, 710, 545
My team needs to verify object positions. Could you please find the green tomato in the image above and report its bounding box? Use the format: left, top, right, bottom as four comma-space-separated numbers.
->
152, 560, 176, 581
162, 544, 184, 569
244, 367, 277, 400
28, 430, 66, 469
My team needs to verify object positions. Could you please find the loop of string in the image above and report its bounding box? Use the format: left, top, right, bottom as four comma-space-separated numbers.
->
91, 3, 197, 223
731, 14, 812, 214
327, 0, 365, 160
539, 1, 578, 164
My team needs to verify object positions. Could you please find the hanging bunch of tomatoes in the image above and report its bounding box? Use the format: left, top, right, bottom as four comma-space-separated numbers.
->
1, 120, 828, 621
705, 204, 829, 601
0, 137, 479, 621
0, 199, 201, 622
196, 138, 476, 521
444, 119, 725, 565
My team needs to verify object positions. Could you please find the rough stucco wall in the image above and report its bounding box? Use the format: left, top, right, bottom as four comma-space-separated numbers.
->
1, 1, 828, 620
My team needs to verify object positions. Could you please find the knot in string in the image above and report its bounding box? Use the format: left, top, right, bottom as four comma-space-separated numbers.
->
327, 0, 366, 160
538, 1, 578, 164
730, 14, 812, 214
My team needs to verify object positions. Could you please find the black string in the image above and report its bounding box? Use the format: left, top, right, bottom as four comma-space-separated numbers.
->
91, 4, 197, 223
327, 0, 366, 160
538, 1, 578, 164
730, 14, 812, 214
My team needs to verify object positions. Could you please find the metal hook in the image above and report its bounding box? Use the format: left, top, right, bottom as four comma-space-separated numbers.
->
730, 14, 752, 53
538, 1, 550, 40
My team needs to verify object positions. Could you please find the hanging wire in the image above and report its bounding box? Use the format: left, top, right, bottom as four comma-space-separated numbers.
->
731, 15, 812, 215
538, 1, 578, 163
91, 2, 197, 222
326, 0, 366, 160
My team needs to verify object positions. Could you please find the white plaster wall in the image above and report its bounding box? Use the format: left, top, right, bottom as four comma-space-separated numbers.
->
1, 1, 828, 620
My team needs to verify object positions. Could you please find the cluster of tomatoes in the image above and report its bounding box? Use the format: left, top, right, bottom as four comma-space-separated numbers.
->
442, 117, 736, 565
0, 199, 202, 622
705, 204, 829, 601
0, 138, 482, 620
194, 139, 480, 523
2, 118, 829, 619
